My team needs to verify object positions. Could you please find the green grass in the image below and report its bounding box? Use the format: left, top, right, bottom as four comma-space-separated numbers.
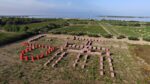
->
114, 26, 150, 37
100, 22, 120, 36
101, 21, 150, 38
50, 24, 108, 36
0, 32, 23, 42
0, 32, 32, 46
19, 20, 66, 29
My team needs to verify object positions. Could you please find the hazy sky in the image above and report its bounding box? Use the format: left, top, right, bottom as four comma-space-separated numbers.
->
0, 0, 150, 17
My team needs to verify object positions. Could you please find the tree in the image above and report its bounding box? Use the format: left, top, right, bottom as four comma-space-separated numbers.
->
20, 26, 29, 32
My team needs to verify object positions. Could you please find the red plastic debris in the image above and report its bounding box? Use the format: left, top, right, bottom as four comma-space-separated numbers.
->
46, 51, 49, 56
35, 44, 39, 48
51, 47, 54, 51
25, 48, 29, 53
48, 46, 51, 49
20, 53, 24, 60
29, 47, 32, 51
20, 43, 55, 61
32, 46, 35, 50
48, 50, 51, 53
25, 56, 29, 61
36, 55, 40, 60
21, 42, 29, 46
40, 53, 44, 58
21, 50, 25, 54
31, 56, 35, 62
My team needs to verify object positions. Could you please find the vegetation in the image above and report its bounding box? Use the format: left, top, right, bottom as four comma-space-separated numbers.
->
1, 18, 150, 83
1, 18, 150, 46
0, 32, 34, 46
103, 34, 113, 38
0, 18, 70, 45
143, 37, 150, 42
87, 33, 100, 37
100, 20, 150, 40
117, 35, 126, 39
128, 36, 139, 41
50, 24, 108, 36
129, 45, 150, 81
1, 35, 149, 84
0, 18, 44, 25
101, 20, 141, 27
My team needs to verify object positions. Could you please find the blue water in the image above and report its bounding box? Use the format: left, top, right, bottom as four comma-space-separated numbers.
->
99, 17, 150, 22
28, 15, 150, 22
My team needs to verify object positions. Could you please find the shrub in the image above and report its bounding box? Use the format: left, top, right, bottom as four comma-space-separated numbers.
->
51, 31, 62, 34
20, 26, 29, 32
128, 36, 139, 41
69, 32, 86, 36
117, 35, 126, 39
103, 34, 113, 38
0, 32, 34, 46
88, 34, 101, 37
143, 37, 150, 42
76, 32, 86, 36
68, 32, 76, 35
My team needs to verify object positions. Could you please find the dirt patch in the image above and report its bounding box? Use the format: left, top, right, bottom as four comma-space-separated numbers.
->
130, 44, 150, 64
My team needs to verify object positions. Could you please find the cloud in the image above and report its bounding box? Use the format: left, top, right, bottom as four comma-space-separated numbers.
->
0, 0, 101, 16
0, 0, 59, 15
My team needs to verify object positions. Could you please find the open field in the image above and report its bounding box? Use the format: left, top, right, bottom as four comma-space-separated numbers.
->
50, 24, 108, 36
101, 21, 150, 38
1, 19, 150, 84
18, 19, 67, 29
0, 34, 150, 84
1, 19, 150, 45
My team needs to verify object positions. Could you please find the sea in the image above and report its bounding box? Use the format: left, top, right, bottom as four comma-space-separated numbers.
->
1, 15, 150, 22
28, 15, 150, 22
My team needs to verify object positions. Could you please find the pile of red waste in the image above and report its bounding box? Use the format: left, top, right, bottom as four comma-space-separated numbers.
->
20, 42, 55, 62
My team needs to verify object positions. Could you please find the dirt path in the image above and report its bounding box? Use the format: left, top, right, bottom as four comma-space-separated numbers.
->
99, 23, 112, 34
105, 23, 120, 35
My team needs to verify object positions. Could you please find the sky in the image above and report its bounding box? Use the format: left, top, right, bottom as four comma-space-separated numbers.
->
0, 0, 150, 18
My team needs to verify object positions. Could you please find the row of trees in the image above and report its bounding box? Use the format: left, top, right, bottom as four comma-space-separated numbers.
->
4, 25, 29, 32
3, 22, 69, 33
0, 18, 44, 25
101, 20, 141, 27
0, 32, 34, 46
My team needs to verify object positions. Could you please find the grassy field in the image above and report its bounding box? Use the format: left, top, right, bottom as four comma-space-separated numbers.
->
0, 19, 69, 46
19, 20, 66, 29
1, 19, 150, 83
101, 21, 150, 38
129, 44, 150, 82
2, 19, 150, 43
0, 35, 150, 84
0, 32, 33, 46
50, 24, 108, 36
